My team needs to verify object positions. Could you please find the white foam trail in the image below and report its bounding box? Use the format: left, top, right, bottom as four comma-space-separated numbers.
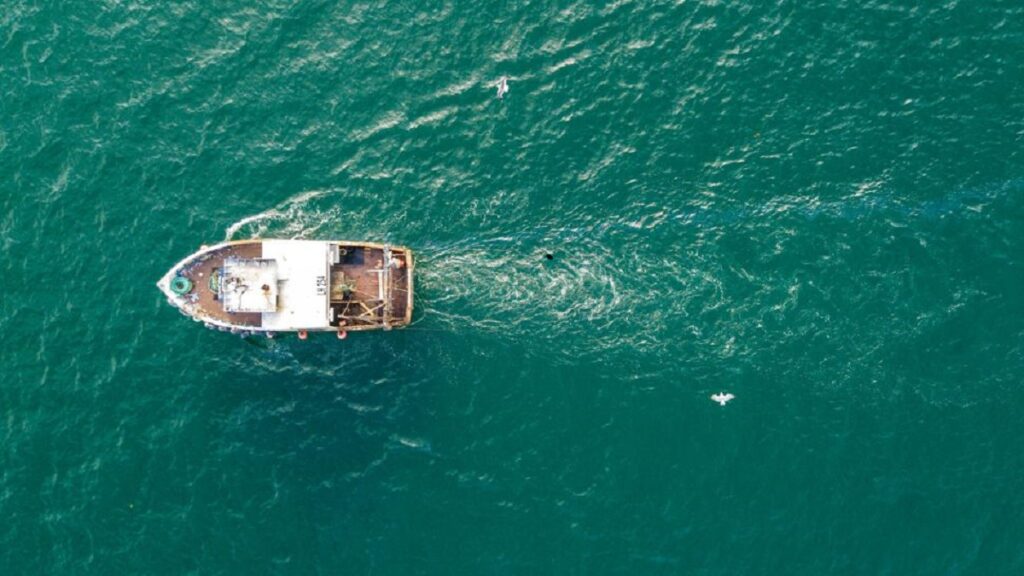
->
224, 190, 334, 240
224, 211, 280, 240
413, 228, 712, 365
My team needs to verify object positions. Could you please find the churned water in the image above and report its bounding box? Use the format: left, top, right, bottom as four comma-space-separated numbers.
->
2, 1, 1023, 573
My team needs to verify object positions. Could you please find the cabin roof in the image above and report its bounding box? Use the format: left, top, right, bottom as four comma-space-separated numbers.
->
260, 240, 331, 330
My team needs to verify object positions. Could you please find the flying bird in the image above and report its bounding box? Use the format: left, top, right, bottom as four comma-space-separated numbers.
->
710, 392, 735, 406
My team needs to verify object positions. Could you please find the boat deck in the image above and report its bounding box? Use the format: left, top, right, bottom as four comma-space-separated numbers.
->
178, 242, 262, 327
329, 247, 385, 329
327, 247, 411, 329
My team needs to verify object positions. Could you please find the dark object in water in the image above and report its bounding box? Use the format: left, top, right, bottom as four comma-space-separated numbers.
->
545, 253, 554, 260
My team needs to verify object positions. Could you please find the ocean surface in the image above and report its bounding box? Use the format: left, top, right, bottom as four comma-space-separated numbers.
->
2, 1, 1023, 573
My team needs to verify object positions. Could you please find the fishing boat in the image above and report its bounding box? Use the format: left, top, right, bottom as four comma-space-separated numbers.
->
157, 239, 413, 337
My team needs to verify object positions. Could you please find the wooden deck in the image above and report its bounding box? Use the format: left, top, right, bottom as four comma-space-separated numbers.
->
327, 246, 412, 330
329, 246, 384, 329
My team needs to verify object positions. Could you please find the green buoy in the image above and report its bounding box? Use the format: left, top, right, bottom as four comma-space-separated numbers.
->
170, 276, 193, 295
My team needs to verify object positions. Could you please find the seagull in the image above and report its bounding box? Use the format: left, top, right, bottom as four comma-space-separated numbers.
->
495, 76, 509, 99
711, 392, 735, 406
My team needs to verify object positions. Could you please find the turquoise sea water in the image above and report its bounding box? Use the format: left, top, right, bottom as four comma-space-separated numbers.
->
3, 1, 1023, 573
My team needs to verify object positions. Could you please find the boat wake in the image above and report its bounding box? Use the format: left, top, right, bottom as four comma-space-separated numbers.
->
414, 226, 717, 365
224, 190, 339, 240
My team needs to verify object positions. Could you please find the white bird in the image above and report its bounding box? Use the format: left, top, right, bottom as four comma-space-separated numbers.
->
711, 392, 735, 406
495, 76, 509, 99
